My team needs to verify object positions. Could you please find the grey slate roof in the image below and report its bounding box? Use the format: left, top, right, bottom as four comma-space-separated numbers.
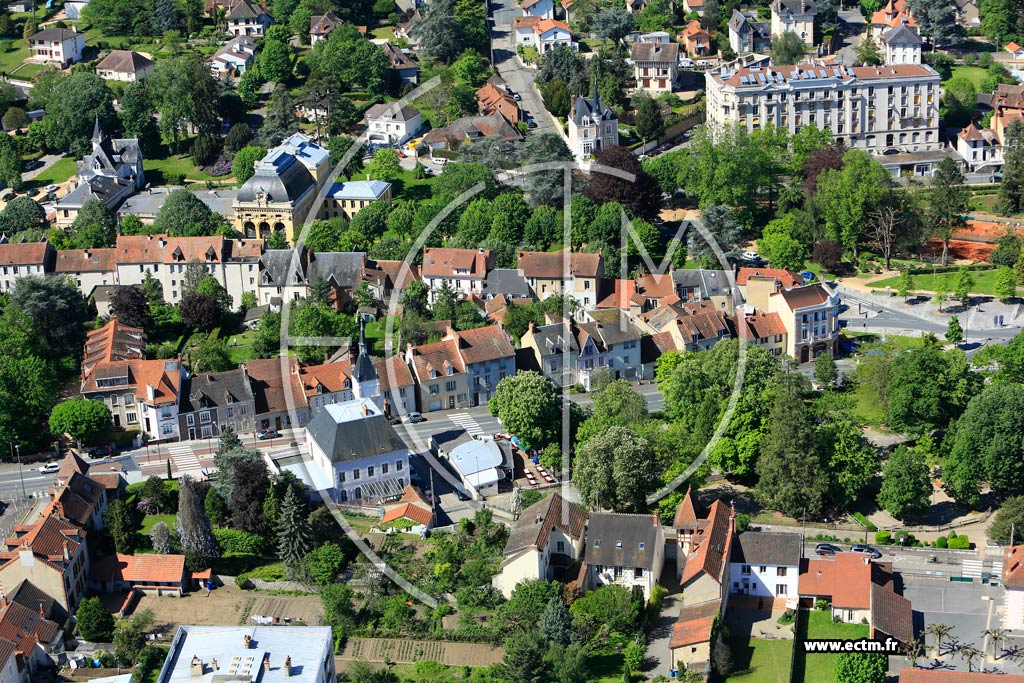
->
259, 248, 308, 286
95, 50, 154, 73
236, 150, 315, 204
305, 406, 407, 464
28, 27, 82, 41
672, 268, 733, 299
365, 102, 422, 123
630, 41, 679, 63
56, 176, 133, 210
502, 493, 587, 567
582, 309, 641, 347
226, 0, 270, 20
571, 85, 616, 126
533, 321, 579, 356
307, 251, 366, 288
771, 0, 814, 14
179, 368, 254, 413
731, 531, 802, 567
352, 320, 376, 383
481, 268, 532, 300
729, 10, 769, 37
883, 23, 922, 45
587, 512, 661, 570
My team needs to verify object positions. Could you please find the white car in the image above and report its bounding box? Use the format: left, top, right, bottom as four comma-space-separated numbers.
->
431, 157, 448, 165
38, 463, 59, 474
742, 251, 759, 261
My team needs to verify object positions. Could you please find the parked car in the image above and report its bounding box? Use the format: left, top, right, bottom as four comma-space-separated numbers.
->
38, 462, 59, 474
431, 157, 448, 165
256, 428, 279, 440
815, 543, 841, 556
388, 416, 402, 425
21, 159, 42, 172
679, 58, 694, 68
397, 151, 407, 158
512, 92, 522, 101
742, 250, 759, 261
850, 544, 882, 559
402, 412, 426, 424
527, 120, 538, 129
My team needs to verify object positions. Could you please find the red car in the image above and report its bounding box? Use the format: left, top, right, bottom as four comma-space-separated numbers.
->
397, 151, 407, 158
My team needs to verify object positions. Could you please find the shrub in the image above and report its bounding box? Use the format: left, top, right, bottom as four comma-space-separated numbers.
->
734, 513, 751, 533
777, 610, 795, 625
935, 536, 948, 548
875, 531, 892, 545
853, 512, 876, 531
948, 535, 971, 550
235, 574, 251, 589
949, 530, 957, 539
815, 599, 829, 611
166, 171, 186, 185
213, 528, 271, 555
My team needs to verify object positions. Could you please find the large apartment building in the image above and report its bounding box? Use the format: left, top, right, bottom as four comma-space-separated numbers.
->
706, 62, 942, 156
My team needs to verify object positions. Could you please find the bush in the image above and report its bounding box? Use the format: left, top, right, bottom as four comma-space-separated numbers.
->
235, 573, 251, 589
777, 610, 795, 625
935, 536, 948, 548
875, 531, 892, 545
815, 599, 830, 611
853, 512, 876, 531
213, 528, 271, 555
166, 171, 186, 185
948, 535, 971, 550
735, 513, 751, 533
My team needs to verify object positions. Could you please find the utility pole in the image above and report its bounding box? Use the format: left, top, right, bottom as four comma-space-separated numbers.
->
14, 444, 25, 500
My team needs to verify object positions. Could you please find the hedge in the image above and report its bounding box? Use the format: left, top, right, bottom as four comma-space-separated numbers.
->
853, 512, 877, 532
948, 535, 971, 550
213, 528, 272, 555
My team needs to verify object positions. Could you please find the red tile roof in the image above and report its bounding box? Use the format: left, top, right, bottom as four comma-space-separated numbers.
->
128, 359, 182, 405
5, 515, 84, 562
517, 251, 602, 279
1004, 545, 1024, 587
736, 267, 803, 287
513, 15, 541, 28
673, 486, 705, 530
680, 500, 733, 586
54, 248, 117, 273
777, 283, 832, 310
381, 502, 433, 527
115, 234, 227, 264
422, 248, 492, 279
377, 355, 415, 392
736, 308, 787, 340
799, 553, 872, 609
447, 325, 515, 365
407, 338, 465, 380
1007, 41, 1023, 53
669, 601, 720, 648
0, 241, 50, 267
870, 582, 914, 644
91, 553, 187, 586
244, 357, 305, 416
534, 18, 570, 35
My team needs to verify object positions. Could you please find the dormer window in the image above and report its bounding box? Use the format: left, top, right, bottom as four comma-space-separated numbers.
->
446, 366, 454, 376
429, 369, 438, 379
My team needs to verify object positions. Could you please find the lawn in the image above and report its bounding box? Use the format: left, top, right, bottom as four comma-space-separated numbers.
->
723, 636, 794, 683
10, 62, 54, 80
145, 150, 230, 184
140, 513, 176, 535
370, 25, 394, 39
871, 268, 999, 296
25, 157, 77, 189
0, 43, 29, 75
948, 65, 989, 88
226, 328, 258, 365
793, 610, 869, 683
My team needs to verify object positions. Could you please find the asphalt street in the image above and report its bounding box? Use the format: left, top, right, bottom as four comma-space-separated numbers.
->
487, 0, 557, 134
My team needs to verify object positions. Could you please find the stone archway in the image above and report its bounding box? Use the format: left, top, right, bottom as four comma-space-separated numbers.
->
243, 221, 255, 238
258, 221, 270, 237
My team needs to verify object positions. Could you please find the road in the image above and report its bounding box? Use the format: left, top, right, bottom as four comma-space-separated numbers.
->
835, 9, 866, 64
487, 0, 557, 134
0, 463, 58, 500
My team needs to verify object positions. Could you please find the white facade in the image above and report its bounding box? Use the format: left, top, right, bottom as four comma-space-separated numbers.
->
729, 561, 799, 599
0, 244, 52, 294
885, 40, 921, 65
588, 540, 665, 600
706, 63, 942, 155
523, 0, 553, 19
1006, 587, 1024, 629
365, 104, 422, 147
28, 29, 85, 66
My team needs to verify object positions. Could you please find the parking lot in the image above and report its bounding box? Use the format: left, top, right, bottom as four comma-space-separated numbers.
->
902, 577, 1024, 674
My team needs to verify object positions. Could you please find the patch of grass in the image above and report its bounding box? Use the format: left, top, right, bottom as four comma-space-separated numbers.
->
211, 553, 283, 578
11, 61, 54, 80
947, 65, 988, 88
0, 43, 29, 75
140, 513, 177, 535
24, 157, 76, 189
370, 25, 394, 39
871, 268, 999, 296
226, 328, 258, 365
793, 610, 868, 683
589, 652, 629, 683
145, 148, 228, 183
723, 636, 794, 683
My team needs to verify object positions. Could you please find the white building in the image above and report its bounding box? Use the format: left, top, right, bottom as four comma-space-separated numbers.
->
630, 41, 679, 93
226, 0, 273, 36
1005, 545, 1024, 629
585, 512, 665, 600
95, 50, 154, 81
365, 102, 423, 147
957, 123, 1002, 172
421, 247, 493, 304
305, 398, 410, 504
27, 27, 85, 67
0, 241, 54, 294
728, 532, 801, 602
881, 21, 922, 65
441, 435, 510, 498
769, 0, 814, 43
209, 36, 258, 78
705, 62, 942, 156
567, 82, 618, 160
513, 17, 574, 53
493, 493, 587, 598
575, 309, 642, 389
155, 626, 335, 683
521, 0, 553, 19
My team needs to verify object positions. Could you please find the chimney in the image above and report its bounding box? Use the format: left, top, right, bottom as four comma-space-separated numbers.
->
263, 656, 270, 672
18, 545, 33, 567
729, 501, 736, 535
653, 510, 660, 527
158, 237, 167, 248
62, 540, 69, 563
83, 248, 90, 259
147, 384, 156, 401
0, 596, 7, 609
284, 656, 291, 677
190, 656, 203, 676
147, 234, 153, 241
244, 634, 252, 649
55, 500, 64, 518
38, 602, 43, 617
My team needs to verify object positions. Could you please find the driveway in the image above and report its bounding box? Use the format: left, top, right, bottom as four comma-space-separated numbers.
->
836, 9, 866, 64
488, 0, 559, 133
21, 153, 63, 183
647, 568, 682, 678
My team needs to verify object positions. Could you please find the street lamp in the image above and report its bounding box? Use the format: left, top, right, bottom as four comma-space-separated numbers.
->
14, 444, 26, 500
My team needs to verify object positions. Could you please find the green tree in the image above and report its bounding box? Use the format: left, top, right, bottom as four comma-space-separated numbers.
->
10, 275, 88, 359
999, 120, 1024, 215
996, 265, 1017, 301
988, 495, 1024, 544
815, 149, 891, 258
233, 145, 267, 184
834, 652, 886, 683
877, 445, 931, 520
278, 485, 314, 580
150, 522, 171, 554
489, 192, 532, 244
772, 31, 805, 63
176, 475, 219, 570
755, 376, 828, 517
36, 71, 117, 154
955, 266, 975, 303
758, 213, 809, 271
76, 597, 115, 642
0, 133, 21, 191
569, 584, 639, 634
897, 270, 916, 300
369, 148, 401, 181
104, 499, 137, 553
503, 631, 551, 683
934, 275, 951, 311
945, 382, 1024, 504
204, 486, 227, 525
452, 49, 490, 85
633, 92, 664, 144
0, 197, 46, 234
574, 426, 656, 510
489, 371, 562, 448
69, 199, 117, 248
50, 397, 112, 444
979, 0, 1015, 46
928, 158, 970, 265
189, 335, 233, 373
306, 541, 346, 585
259, 38, 293, 82
541, 79, 571, 118
814, 353, 838, 388
855, 36, 883, 65
943, 76, 977, 127
946, 315, 964, 344
149, 57, 220, 150
152, 189, 218, 236
539, 596, 573, 646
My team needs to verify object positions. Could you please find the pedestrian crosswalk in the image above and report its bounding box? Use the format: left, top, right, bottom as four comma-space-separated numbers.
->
166, 444, 202, 474
449, 412, 484, 437
962, 559, 984, 579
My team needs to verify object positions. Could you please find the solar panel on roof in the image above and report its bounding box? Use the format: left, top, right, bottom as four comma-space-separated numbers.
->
819, 69, 827, 78
790, 70, 798, 78
833, 68, 841, 77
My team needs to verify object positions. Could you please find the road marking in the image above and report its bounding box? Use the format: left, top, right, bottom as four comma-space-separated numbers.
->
449, 413, 484, 437
166, 444, 202, 475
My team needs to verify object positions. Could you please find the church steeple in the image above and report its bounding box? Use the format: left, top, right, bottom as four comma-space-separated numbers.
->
92, 115, 103, 143
351, 318, 379, 399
